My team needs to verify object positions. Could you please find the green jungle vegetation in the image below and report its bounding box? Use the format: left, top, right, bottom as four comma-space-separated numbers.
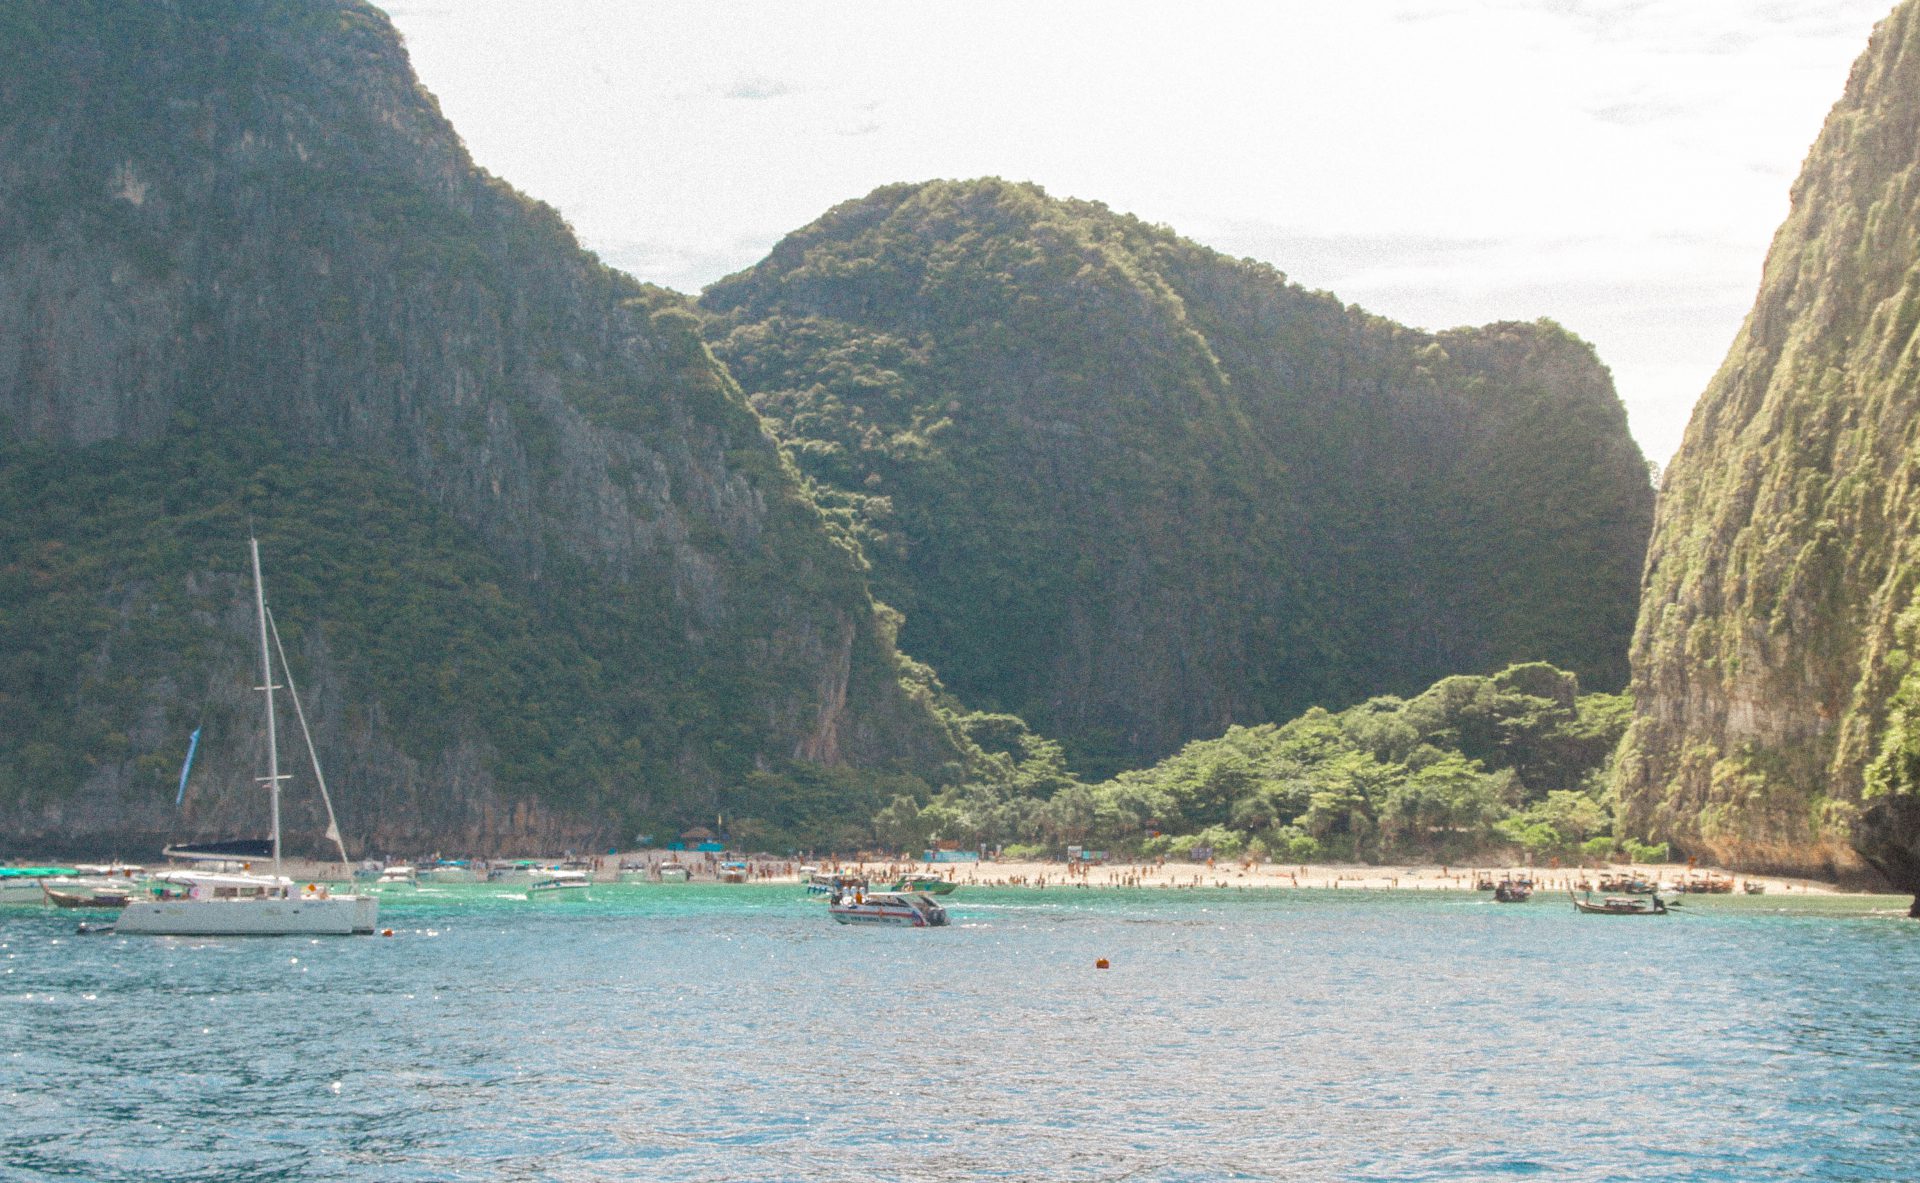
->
870, 662, 1654, 866
705, 179, 1654, 779
0, 429, 967, 854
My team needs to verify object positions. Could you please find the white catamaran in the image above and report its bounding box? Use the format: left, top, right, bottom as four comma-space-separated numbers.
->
114, 537, 377, 936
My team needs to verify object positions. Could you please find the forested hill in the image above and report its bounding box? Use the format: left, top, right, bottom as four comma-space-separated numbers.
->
1615, 0, 1920, 899
702, 180, 1655, 776
0, 1, 963, 857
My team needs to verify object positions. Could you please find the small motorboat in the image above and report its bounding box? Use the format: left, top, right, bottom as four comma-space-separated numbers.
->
1493, 878, 1531, 903
1570, 890, 1667, 915
1743, 881, 1767, 895
374, 865, 419, 891
526, 869, 591, 899
718, 861, 749, 884
808, 872, 865, 896
828, 889, 949, 927
888, 874, 957, 895
657, 863, 692, 882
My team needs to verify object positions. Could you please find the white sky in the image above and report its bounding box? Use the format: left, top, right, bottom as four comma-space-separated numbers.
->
379, 0, 1897, 466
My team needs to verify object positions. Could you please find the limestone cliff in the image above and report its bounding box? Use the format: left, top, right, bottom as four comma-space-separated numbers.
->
704, 180, 1654, 774
0, 1, 959, 856
1615, 1, 1920, 897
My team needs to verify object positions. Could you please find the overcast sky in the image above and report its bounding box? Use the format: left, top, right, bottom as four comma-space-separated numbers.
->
380, 0, 1896, 466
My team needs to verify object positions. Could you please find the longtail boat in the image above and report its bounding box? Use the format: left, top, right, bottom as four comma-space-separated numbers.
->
1570, 889, 1667, 915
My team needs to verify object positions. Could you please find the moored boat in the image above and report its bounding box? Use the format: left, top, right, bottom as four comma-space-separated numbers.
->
808, 872, 864, 896
526, 869, 591, 898
44, 883, 135, 909
119, 871, 377, 935
888, 874, 956, 895
0, 867, 82, 905
1596, 872, 1658, 894
1674, 872, 1735, 894
828, 888, 949, 927
112, 537, 376, 937
420, 860, 478, 884
374, 865, 419, 891
1493, 879, 1531, 903
657, 863, 692, 882
486, 860, 543, 885
1570, 889, 1667, 915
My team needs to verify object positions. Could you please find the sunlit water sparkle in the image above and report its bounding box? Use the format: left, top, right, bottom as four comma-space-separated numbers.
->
3, 886, 1916, 1181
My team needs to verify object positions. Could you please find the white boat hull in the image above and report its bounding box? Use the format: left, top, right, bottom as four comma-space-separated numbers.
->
526, 879, 591, 899
114, 895, 378, 935
828, 893, 948, 927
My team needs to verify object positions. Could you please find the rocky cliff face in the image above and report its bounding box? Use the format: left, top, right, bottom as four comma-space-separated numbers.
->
704, 180, 1654, 774
1615, 1, 1920, 896
0, 1, 958, 856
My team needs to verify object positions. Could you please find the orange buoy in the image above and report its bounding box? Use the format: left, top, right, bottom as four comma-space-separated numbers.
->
1095, 958, 1110, 969
381, 929, 394, 937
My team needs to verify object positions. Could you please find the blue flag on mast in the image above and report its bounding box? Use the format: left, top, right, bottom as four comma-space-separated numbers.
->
175, 727, 201, 807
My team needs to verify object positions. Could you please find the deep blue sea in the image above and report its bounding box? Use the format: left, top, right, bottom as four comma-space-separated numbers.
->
4, 884, 1917, 1182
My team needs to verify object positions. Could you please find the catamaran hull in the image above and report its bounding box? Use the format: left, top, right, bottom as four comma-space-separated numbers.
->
114, 896, 378, 935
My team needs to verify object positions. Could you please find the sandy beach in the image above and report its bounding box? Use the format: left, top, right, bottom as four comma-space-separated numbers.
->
783, 858, 1839, 896
109, 853, 1842, 897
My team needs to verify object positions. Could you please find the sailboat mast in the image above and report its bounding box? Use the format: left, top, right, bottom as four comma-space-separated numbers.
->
251, 536, 283, 876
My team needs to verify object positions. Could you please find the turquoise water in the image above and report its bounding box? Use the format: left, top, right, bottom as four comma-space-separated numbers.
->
3, 885, 1917, 1181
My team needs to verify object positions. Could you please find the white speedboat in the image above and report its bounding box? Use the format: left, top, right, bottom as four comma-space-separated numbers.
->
420, 860, 478, 883
827, 890, 949, 927
373, 865, 418, 891
527, 869, 591, 899
657, 863, 691, 882
112, 537, 376, 937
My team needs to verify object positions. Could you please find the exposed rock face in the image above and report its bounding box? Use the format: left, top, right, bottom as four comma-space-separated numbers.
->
704, 179, 1654, 773
0, 1, 957, 855
1615, 2, 1920, 893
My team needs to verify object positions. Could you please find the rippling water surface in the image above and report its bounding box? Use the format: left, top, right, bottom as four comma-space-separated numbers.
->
4, 885, 1917, 1181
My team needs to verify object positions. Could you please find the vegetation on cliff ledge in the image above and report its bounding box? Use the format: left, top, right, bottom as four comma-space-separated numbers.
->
873, 663, 1642, 866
